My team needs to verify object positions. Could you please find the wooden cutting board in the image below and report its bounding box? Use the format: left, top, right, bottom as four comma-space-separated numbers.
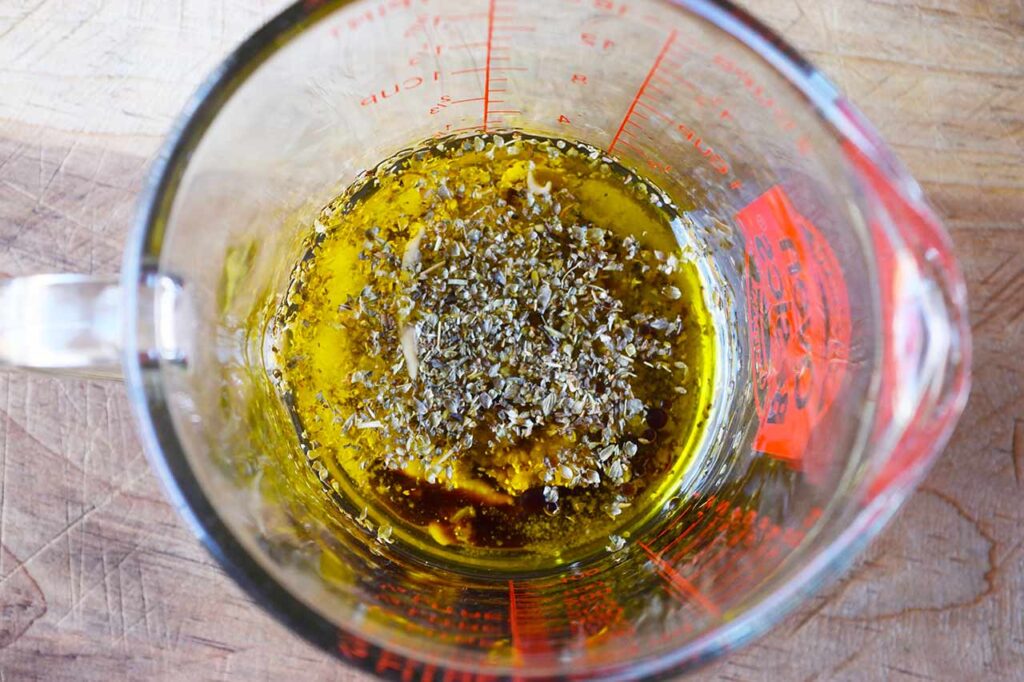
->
0, 1, 1020, 679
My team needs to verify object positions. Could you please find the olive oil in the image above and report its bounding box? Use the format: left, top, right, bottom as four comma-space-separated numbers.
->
269, 132, 715, 570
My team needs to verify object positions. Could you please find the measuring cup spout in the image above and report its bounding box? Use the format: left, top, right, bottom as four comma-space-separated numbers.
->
849, 144, 971, 499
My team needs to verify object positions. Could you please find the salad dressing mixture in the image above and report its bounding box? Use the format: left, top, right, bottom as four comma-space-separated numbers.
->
270, 133, 714, 567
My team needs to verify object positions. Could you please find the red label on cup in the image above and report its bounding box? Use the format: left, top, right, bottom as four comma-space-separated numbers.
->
737, 186, 851, 466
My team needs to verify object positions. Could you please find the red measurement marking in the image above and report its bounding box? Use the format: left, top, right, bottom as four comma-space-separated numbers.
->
453, 66, 526, 74
643, 81, 671, 101
663, 512, 723, 561
429, 95, 452, 114
659, 514, 705, 555
711, 54, 814, 156
654, 70, 697, 92
562, 579, 632, 640
638, 542, 721, 616
569, 0, 630, 15
609, 29, 676, 152
685, 513, 760, 584
658, 499, 730, 555
450, 97, 484, 104
337, 0, 426, 34
612, 138, 643, 154
508, 580, 522, 665
482, 0, 497, 131
581, 33, 616, 50
444, 12, 488, 20
703, 526, 791, 602
402, 13, 438, 38
507, 580, 553, 664
654, 501, 705, 540
361, 74, 436, 106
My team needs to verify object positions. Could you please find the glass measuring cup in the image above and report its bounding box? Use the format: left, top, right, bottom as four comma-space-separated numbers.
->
0, 0, 971, 678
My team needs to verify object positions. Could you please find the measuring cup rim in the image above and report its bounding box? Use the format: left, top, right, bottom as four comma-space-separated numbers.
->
120, 0, 969, 678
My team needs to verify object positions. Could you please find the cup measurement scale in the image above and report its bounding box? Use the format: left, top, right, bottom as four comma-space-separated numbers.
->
320, 0, 844, 663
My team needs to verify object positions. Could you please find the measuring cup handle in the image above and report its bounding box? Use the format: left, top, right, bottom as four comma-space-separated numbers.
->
0, 274, 122, 380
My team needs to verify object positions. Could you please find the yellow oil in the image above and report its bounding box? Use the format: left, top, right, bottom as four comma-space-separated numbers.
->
268, 132, 715, 571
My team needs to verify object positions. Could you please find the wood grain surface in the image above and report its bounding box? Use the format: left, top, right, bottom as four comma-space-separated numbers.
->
0, 1, 1021, 680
